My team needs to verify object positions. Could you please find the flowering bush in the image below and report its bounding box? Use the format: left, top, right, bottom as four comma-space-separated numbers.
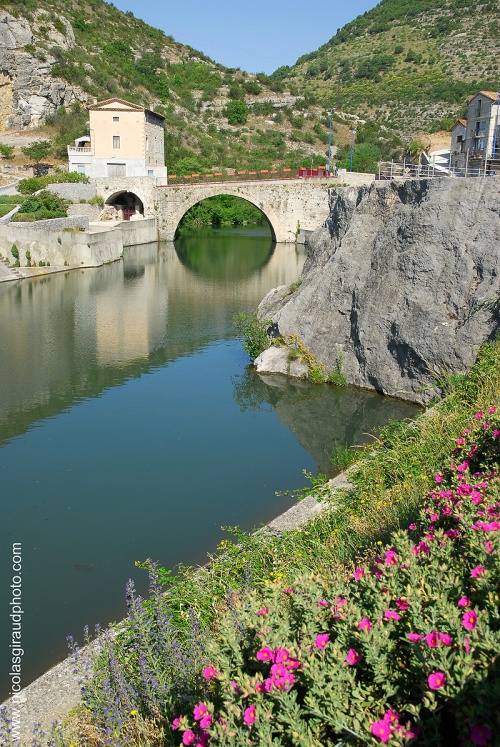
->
169, 409, 500, 746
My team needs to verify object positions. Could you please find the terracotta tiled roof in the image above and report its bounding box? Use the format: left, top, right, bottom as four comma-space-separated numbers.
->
478, 91, 500, 101
452, 118, 467, 128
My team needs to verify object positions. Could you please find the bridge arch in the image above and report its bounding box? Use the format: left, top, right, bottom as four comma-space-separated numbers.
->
105, 190, 144, 221
174, 192, 276, 240
161, 184, 289, 242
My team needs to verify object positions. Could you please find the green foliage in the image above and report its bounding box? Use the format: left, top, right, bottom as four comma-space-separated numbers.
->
20, 139, 51, 164
225, 99, 248, 125
14, 190, 68, 221
10, 244, 18, 259
88, 194, 104, 207
329, 440, 357, 472
45, 103, 89, 159
328, 352, 347, 387
233, 310, 270, 361
17, 171, 88, 195
337, 142, 382, 173
178, 195, 263, 231
0, 142, 14, 158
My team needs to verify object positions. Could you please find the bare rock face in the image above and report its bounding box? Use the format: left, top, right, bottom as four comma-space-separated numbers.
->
258, 178, 500, 404
0, 12, 87, 129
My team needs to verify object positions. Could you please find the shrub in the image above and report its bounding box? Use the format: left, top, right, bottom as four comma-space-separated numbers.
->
10, 244, 18, 259
88, 194, 104, 207
233, 310, 271, 360
17, 172, 89, 195
170, 409, 500, 747
0, 142, 14, 159
225, 100, 248, 125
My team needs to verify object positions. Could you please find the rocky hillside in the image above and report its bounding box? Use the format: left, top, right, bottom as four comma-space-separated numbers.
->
257, 178, 500, 404
280, 0, 499, 135
0, 0, 497, 173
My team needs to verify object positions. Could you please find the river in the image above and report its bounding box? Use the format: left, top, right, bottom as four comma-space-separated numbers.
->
0, 225, 417, 698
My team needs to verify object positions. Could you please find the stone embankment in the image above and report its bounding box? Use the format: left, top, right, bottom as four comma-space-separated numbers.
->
256, 177, 500, 404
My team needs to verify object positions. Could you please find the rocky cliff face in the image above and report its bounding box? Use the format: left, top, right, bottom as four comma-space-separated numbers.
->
0, 12, 87, 129
258, 178, 500, 404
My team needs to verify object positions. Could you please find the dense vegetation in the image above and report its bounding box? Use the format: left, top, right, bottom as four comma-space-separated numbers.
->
12, 190, 68, 221
177, 195, 265, 233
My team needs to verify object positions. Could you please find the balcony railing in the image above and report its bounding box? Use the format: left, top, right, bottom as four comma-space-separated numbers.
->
67, 146, 91, 154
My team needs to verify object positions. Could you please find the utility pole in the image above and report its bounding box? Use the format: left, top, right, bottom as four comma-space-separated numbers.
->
349, 127, 357, 172
327, 107, 335, 175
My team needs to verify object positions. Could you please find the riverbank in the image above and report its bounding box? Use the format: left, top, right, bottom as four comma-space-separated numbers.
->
3, 336, 498, 745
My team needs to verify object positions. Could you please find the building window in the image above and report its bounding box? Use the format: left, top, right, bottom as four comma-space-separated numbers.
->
113, 116, 119, 122
113, 136, 121, 149
77, 164, 86, 174
148, 169, 154, 176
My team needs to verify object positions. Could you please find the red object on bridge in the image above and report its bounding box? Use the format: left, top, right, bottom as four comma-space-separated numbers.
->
298, 166, 330, 178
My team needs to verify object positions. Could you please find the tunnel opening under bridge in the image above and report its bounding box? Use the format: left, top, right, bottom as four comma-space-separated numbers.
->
174, 194, 276, 241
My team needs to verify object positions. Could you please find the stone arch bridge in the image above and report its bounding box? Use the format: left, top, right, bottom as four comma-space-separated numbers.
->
93, 176, 343, 242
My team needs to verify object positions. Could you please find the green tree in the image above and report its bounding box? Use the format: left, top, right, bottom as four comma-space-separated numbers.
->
225, 100, 248, 126
21, 140, 52, 172
0, 143, 14, 159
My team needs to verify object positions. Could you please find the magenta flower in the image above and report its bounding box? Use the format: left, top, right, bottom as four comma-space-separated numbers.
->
200, 714, 213, 730
470, 724, 492, 745
395, 598, 410, 611
471, 566, 486, 578
493, 429, 500, 439
471, 490, 482, 505
345, 648, 361, 665
488, 406, 496, 414
353, 567, 365, 580
172, 717, 181, 730
457, 461, 469, 473
270, 663, 287, 678
285, 658, 300, 670
257, 607, 269, 616
425, 631, 439, 648
455, 438, 465, 446
358, 617, 373, 631
462, 610, 477, 631
371, 719, 392, 743
439, 632, 452, 646
182, 730, 196, 746
464, 636, 471, 653
385, 549, 398, 566
474, 411, 483, 419
408, 522, 417, 530
428, 671, 446, 690
384, 609, 401, 621
274, 648, 290, 663
435, 473, 443, 483
264, 678, 274, 692
256, 647, 274, 661
407, 633, 424, 642
193, 703, 208, 721
383, 709, 399, 724
255, 680, 264, 693
430, 513, 439, 522
282, 587, 295, 594
484, 540, 494, 553
458, 596, 471, 607
243, 705, 256, 726
314, 633, 330, 649
203, 666, 217, 680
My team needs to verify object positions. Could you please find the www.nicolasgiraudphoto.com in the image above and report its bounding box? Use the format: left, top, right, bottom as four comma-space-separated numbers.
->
6, 542, 24, 742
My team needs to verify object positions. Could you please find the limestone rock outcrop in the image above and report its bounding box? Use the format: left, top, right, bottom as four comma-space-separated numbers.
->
258, 178, 500, 404
0, 12, 87, 129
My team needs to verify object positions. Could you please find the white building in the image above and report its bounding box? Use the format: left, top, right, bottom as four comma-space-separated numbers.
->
68, 98, 168, 178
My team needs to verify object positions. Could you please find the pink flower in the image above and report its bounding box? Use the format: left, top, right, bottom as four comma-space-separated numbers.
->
243, 705, 256, 726
257, 607, 269, 616
471, 566, 486, 578
200, 714, 213, 730
183, 730, 196, 746
314, 633, 330, 649
439, 632, 452, 646
353, 567, 365, 580
193, 703, 208, 721
255, 680, 264, 693
395, 598, 410, 611
256, 647, 273, 661
384, 609, 401, 621
455, 438, 465, 446
474, 411, 483, 419
172, 717, 182, 730
408, 523, 417, 530
270, 663, 287, 678
383, 709, 399, 724
358, 617, 373, 631
488, 406, 496, 414
435, 473, 443, 483
462, 610, 477, 630
464, 636, 471, 653
371, 719, 392, 743
264, 678, 274, 692
203, 666, 217, 680
471, 490, 482, 505
430, 513, 439, 522
493, 430, 500, 439
385, 549, 398, 566
428, 671, 446, 690
458, 596, 471, 607
425, 631, 439, 648
484, 540, 494, 553
196, 731, 209, 747
317, 599, 329, 608
345, 648, 361, 665
283, 587, 295, 594
457, 461, 469, 473
470, 724, 492, 745
407, 633, 424, 642
274, 648, 290, 664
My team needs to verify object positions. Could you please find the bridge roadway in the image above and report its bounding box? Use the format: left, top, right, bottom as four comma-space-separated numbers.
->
94, 173, 374, 242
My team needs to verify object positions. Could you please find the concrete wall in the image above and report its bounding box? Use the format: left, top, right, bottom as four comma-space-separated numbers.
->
0, 218, 157, 268
47, 182, 97, 201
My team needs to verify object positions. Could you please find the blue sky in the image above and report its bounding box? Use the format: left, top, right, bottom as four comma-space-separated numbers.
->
112, 0, 380, 74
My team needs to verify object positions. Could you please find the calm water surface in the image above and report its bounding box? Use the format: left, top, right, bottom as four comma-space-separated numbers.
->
0, 226, 418, 697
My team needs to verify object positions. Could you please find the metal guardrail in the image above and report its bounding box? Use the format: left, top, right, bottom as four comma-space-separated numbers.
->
377, 161, 499, 180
